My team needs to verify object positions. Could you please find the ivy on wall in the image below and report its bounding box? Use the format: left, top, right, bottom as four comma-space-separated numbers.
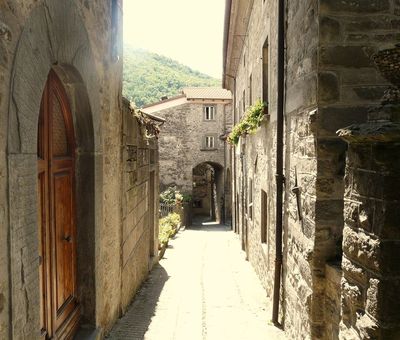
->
227, 100, 267, 145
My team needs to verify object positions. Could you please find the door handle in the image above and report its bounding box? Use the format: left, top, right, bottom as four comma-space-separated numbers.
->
63, 235, 72, 243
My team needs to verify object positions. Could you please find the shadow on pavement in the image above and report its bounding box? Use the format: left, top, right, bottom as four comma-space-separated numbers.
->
106, 265, 169, 340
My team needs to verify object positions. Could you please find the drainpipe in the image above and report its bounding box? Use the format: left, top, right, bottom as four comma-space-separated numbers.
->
224, 74, 236, 230
272, 0, 285, 326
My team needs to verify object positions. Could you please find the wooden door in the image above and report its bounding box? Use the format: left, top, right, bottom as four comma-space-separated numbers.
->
38, 70, 80, 339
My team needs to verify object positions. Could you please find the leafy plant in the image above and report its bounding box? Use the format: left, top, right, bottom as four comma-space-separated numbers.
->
160, 187, 191, 205
158, 212, 181, 247
228, 100, 267, 145
160, 187, 179, 205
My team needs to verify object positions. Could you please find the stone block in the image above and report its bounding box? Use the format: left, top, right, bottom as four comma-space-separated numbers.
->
316, 176, 344, 199
345, 34, 370, 43
366, 278, 400, 324
375, 201, 400, 239
320, 46, 373, 68
342, 256, 368, 285
320, 0, 390, 14
317, 138, 347, 164
341, 86, 387, 103
342, 277, 364, 312
319, 106, 368, 136
319, 71, 340, 103
320, 17, 341, 43
342, 226, 380, 272
315, 199, 343, 223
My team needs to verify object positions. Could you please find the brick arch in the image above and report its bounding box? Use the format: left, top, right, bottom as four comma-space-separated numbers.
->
6, 2, 101, 337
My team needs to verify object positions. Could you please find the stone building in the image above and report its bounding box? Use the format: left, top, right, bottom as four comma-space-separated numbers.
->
142, 88, 233, 222
223, 0, 400, 339
0, 1, 160, 339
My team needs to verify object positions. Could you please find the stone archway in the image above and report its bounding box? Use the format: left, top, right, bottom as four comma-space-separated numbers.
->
192, 161, 224, 224
7, 2, 101, 338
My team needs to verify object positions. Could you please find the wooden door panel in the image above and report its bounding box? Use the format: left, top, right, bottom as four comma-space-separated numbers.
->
38, 70, 79, 339
38, 171, 48, 335
53, 171, 75, 313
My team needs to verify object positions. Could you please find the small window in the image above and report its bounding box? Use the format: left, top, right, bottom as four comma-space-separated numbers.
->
262, 38, 269, 109
193, 200, 202, 208
249, 73, 253, 106
261, 190, 268, 243
242, 90, 246, 113
205, 136, 215, 149
248, 179, 253, 220
204, 106, 215, 120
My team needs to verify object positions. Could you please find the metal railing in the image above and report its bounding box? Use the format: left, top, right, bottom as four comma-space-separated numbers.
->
159, 203, 174, 217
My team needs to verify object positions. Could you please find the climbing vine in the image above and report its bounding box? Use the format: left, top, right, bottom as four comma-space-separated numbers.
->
227, 100, 267, 145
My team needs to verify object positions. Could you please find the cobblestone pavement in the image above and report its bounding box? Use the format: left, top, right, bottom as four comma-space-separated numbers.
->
107, 223, 286, 340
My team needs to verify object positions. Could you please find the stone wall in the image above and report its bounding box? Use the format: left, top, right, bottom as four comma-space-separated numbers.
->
226, 0, 400, 339
155, 101, 229, 193
229, 0, 319, 338
147, 99, 232, 222
338, 134, 400, 339
120, 99, 159, 312
316, 2, 400, 338
0, 1, 159, 338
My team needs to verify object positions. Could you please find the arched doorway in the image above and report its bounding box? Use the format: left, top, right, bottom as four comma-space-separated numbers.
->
37, 70, 80, 338
192, 162, 224, 224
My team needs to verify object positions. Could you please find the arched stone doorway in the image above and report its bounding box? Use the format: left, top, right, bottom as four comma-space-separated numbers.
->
192, 162, 224, 224
6, 2, 101, 338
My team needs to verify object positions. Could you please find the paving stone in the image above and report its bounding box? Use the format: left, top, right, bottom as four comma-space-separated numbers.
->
107, 224, 286, 340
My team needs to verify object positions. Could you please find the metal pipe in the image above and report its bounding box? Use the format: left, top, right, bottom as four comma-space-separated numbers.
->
272, 0, 285, 326
225, 74, 236, 231
222, 0, 233, 88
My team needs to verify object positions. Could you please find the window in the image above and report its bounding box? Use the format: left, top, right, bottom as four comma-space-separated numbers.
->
249, 73, 253, 106
193, 200, 202, 208
261, 190, 268, 243
262, 38, 269, 109
248, 179, 253, 220
242, 89, 246, 114
205, 136, 215, 149
204, 106, 216, 120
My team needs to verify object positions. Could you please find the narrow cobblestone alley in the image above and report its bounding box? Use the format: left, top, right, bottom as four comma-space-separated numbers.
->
107, 223, 286, 340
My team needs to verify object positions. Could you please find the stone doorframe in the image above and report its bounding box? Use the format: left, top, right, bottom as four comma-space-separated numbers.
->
6, 2, 103, 338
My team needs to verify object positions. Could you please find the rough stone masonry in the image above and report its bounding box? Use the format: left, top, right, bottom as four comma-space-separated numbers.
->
0, 1, 160, 339
223, 0, 400, 339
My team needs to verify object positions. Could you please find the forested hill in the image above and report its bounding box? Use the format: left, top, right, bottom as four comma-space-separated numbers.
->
123, 46, 221, 107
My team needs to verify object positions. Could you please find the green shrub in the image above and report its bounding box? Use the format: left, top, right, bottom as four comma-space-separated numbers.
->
160, 187, 191, 205
158, 212, 181, 247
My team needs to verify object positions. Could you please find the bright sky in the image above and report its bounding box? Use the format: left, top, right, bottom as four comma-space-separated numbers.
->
123, 0, 225, 79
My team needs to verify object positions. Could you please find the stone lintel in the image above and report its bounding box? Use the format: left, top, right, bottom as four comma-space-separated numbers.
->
337, 121, 400, 144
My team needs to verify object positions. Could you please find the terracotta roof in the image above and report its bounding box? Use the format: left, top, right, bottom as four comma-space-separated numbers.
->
182, 87, 232, 100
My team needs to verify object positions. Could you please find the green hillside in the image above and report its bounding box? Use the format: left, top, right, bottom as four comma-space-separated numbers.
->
123, 47, 221, 107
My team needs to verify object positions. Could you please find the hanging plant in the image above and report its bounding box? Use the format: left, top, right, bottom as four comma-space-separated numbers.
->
228, 100, 267, 145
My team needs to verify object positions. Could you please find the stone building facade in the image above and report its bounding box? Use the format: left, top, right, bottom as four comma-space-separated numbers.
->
223, 0, 400, 339
142, 88, 232, 222
0, 1, 160, 339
